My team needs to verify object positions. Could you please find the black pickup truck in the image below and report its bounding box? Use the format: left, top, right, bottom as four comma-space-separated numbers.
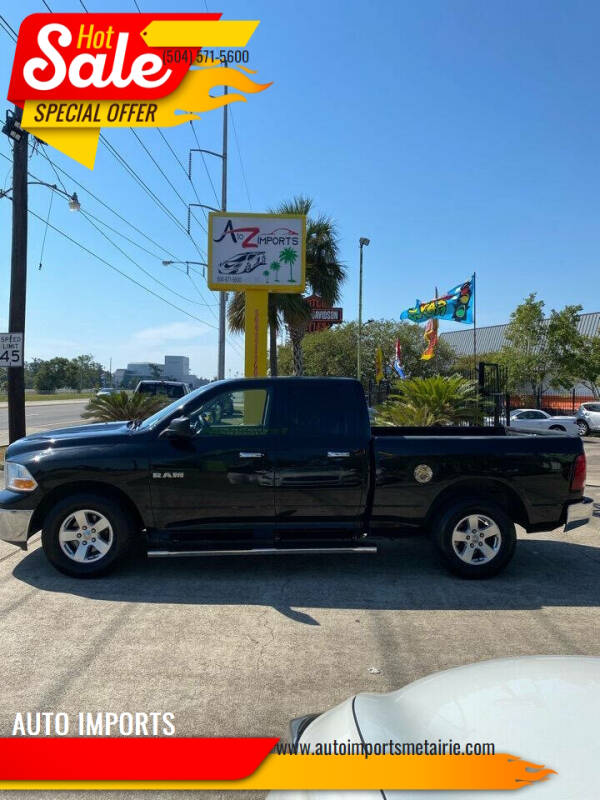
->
0, 377, 592, 579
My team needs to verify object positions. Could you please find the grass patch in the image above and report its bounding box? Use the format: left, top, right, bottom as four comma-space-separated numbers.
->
0, 446, 6, 467
0, 393, 94, 403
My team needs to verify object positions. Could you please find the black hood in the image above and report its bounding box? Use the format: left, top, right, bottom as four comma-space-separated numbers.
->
5, 421, 132, 459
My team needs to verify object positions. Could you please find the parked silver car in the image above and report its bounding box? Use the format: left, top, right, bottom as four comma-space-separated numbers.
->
509, 408, 579, 436
576, 402, 600, 436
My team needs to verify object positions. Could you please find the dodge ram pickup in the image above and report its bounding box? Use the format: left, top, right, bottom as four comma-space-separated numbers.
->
0, 377, 592, 579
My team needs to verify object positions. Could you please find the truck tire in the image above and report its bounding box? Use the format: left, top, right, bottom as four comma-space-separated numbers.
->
41, 493, 135, 578
432, 498, 516, 579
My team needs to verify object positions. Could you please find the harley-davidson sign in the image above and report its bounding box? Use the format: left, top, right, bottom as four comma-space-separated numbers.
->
306, 294, 343, 333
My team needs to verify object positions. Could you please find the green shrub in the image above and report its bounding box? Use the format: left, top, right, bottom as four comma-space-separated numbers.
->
82, 391, 167, 423
376, 375, 478, 426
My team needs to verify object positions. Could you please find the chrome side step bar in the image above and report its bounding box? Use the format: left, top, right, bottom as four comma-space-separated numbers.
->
147, 546, 378, 558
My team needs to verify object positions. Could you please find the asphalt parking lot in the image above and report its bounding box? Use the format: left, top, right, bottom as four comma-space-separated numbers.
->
0, 441, 598, 800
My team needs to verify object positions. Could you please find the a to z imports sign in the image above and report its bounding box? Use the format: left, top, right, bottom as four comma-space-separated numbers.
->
0, 333, 24, 367
208, 212, 306, 292
8, 13, 271, 168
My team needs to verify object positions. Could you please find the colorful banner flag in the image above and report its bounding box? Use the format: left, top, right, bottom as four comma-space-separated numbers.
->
392, 338, 406, 378
421, 318, 439, 360
375, 347, 384, 384
400, 278, 474, 325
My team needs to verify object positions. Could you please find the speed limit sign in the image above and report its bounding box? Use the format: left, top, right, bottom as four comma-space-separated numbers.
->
0, 333, 23, 367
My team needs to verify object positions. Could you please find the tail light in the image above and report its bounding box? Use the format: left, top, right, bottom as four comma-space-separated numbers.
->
571, 453, 586, 492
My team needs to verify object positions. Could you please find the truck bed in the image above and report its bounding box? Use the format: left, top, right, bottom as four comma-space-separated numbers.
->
370, 426, 584, 532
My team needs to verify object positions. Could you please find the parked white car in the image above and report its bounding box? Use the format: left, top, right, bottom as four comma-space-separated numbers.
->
576, 402, 600, 436
270, 656, 600, 800
509, 408, 579, 435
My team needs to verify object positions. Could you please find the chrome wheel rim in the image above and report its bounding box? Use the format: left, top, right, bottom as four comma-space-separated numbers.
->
451, 514, 502, 565
577, 422, 588, 436
58, 509, 114, 564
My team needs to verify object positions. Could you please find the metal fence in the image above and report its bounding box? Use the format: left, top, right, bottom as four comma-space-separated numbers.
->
367, 378, 391, 407
509, 388, 597, 416
365, 364, 596, 425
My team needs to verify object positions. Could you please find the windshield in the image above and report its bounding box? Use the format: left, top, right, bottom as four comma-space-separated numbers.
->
137, 383, 214, 430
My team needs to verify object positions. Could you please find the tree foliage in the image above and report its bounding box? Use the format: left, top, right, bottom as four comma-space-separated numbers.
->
277, 320, 457, 384
576, 335, 600, 398
499, 293, 599, 396
29, 355, 105, 393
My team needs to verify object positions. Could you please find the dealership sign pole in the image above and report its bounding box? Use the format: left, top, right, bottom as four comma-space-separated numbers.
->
208, 212, 306, 377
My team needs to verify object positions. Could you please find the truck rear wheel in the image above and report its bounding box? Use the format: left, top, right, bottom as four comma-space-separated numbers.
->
432, 499, 516, 579
42, 493, 135, 578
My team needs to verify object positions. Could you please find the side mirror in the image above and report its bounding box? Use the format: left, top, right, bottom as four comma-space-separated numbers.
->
159, 416, 193, 439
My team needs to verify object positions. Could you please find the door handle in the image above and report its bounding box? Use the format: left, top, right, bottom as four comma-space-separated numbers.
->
327, 451, 351, 458
239, 451, 264, 458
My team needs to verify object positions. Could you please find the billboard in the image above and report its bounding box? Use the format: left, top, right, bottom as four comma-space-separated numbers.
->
208, 212, 306, 292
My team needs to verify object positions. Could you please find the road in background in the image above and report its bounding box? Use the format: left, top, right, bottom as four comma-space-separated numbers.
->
0, 400, 88, 445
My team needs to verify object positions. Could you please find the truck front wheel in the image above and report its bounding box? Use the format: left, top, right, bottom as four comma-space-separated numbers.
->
432, 499, 517, 579
42, 493, 135, 578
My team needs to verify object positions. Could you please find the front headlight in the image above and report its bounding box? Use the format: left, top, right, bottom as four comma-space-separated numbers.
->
5, 462, 38, 492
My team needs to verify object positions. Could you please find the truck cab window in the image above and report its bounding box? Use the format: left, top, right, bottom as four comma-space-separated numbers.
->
189, 388, 271, 436
283, 384, 361, 437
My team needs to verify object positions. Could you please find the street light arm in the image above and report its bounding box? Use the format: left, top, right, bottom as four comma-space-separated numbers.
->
188, 147, 224, 180
0, 181, 79, 209
187, 202, 219, 234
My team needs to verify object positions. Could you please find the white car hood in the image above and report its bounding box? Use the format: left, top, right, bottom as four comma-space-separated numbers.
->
269, 656, 600, 800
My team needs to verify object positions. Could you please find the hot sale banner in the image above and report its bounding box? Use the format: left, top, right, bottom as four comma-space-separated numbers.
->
7, 13, 272, 168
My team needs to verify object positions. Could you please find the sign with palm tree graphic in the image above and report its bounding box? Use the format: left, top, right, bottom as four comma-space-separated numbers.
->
208, 212, 306, 292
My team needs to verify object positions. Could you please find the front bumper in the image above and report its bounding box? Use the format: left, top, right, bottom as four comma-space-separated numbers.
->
0, 508, 34, 549
564, 497, 594, 533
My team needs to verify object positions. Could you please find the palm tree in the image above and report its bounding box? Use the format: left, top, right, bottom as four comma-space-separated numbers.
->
377, 375, 478, 426
270, 261, 281, 282
279, 247, 298, 283
227, 196, 345, 376
82, 391, 167, 423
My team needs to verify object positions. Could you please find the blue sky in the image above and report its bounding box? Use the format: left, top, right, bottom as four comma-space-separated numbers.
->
1, 0, 599, 379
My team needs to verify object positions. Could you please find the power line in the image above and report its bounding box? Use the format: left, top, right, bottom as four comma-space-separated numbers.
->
9, 3, 242, 360
31, 140, 224, 325
19, 202, 219, 329
156, 128, 207, 223
33, 148, 185, 263
230, 107, 252, 210
0, 14, 18, 41
21, 154, 244, 352
4, 154, 245, 353
43, 0, 209, 260
190, 121, 220, 207
79, 209, 208, 307
99, 133, 209, 264
129, 128, 207, 233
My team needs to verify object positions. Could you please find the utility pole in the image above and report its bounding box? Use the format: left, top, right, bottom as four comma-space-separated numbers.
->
8, 107, 28, 443
218, 86, 228, 381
